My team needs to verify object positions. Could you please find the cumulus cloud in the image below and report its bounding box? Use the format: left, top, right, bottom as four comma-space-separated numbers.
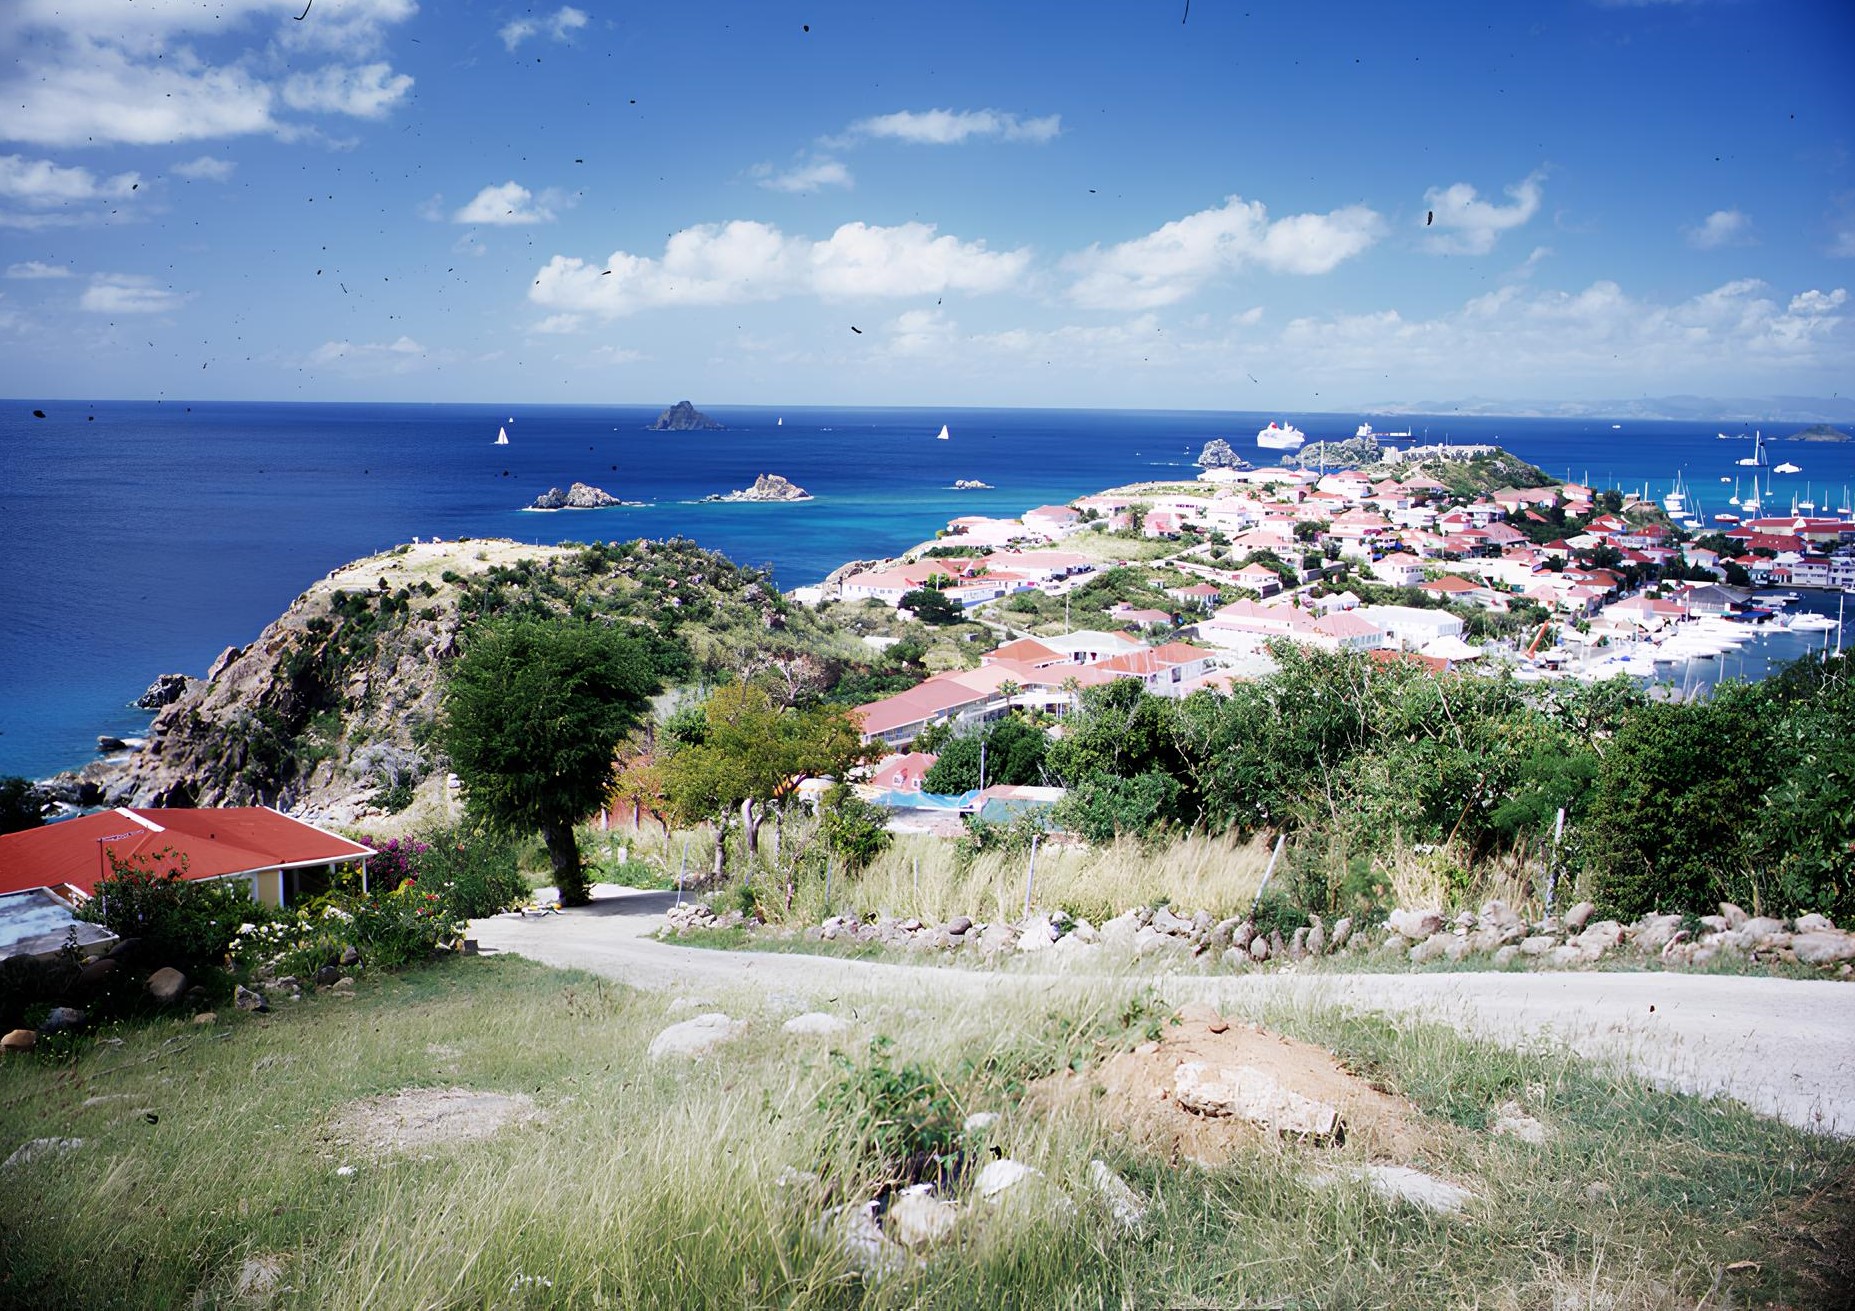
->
79, 273, 190, 314
499, 6, 588, 51
530, 313, 585, 334
754, 157, 853, 193
1685, 208, 1754, 249
281, 63, 413, 118
453, 181, 561, 225
307, 334, 431, 374
838, 108, 1061, 146
1065, 196, 1384, 309
0, 154, 140, 205
172, 155, 236, 182
6, 260, 71, 278
530, 219, 1029, 317
1422, 171, 1545, 255
0, 3, 416, 146
1276, 277, 1848, 386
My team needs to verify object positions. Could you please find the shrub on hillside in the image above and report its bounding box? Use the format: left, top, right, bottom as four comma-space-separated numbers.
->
80, 852, 254, 973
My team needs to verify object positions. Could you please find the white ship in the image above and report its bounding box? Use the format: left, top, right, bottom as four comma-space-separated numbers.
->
1257, 421, 1306, 450
1354, 421, 1413, 440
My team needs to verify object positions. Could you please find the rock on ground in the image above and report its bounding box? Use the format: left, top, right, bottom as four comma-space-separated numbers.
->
885, 1185, 960, 1249
3, 1137, 83, 1169
1088, 1160, 1147, 1232
648, 1012, 742, 1059
782, 1012, 849, 1037
1314, 1164, 1474, 1214
814, 1202, 910, 1280
1173, 1061, 1341, 1138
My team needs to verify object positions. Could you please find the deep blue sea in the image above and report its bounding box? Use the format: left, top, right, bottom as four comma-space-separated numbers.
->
5, 400, 1853, 780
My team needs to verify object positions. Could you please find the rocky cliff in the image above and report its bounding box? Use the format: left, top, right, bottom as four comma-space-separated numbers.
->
83, 537, 863, 826
709, 473, 811, 502
1195, 439, 1251, 471
649, 400, 723, 431
531, 482, 623, 509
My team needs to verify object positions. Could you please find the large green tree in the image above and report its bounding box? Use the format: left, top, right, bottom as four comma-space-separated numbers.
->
440, 617, 660, 905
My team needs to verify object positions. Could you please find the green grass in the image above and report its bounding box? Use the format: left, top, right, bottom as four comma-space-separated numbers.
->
1, 956, 1846, 1309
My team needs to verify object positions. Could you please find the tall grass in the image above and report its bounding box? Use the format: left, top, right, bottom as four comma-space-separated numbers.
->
0, 956, 1846, 1308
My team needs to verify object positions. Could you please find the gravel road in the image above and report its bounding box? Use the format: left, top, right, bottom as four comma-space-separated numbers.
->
471, 887, 1855, 1137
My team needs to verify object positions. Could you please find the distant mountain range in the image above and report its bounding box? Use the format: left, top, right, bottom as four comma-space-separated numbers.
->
1365, 395, 1855, 424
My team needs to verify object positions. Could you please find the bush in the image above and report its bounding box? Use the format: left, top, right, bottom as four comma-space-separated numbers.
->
349, 881, 463, 969
820, 1035, 963, 1191
80, 853, 255, 972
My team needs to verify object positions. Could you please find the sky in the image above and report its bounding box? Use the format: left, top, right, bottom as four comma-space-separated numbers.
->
1, 0, 1852, 412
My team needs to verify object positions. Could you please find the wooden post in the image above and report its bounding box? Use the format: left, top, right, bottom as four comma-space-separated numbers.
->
675, 840, 687, 907
824, 856, 834, 914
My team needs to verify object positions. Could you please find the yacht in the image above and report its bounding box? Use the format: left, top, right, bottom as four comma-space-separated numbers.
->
1354, 421, 1412, 439
1773, 461, 1802, 475
1736, 431, 1770, 467
1257, 421, 1306, 450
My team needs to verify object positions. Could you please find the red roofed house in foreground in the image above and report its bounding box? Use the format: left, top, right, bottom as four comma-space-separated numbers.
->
0, 807, 373, 906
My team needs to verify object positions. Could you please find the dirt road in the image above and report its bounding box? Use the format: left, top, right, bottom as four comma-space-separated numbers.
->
471, 888, 1855, 1136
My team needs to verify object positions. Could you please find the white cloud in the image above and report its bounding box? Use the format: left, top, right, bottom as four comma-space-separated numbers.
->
531, 218, 1029, 316
839, 108, 1061, 146
172, 155, 236, 182
1275, 277, 1848, 386
453, 181, 559, 225
581, 344, 643, 366
1065, 196, 1384, 309
281, 63, 413, 118
0, 154, 140, 205
0, 3, 417, 146
1685, 208, 1754, 249
6, 260, 71, 279
756, 157, 853, 193
306, 334, 431, 374
530, 313, 585, 334
500, 6, 587, 50
79, 273, 190, 314
1422, 171, 1545, 255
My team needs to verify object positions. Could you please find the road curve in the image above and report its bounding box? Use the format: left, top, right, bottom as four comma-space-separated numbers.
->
471, 888, 1855, 1137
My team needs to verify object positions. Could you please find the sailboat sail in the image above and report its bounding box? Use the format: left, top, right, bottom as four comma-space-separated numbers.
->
495, 425, 509, 446
936, 424, 950, 441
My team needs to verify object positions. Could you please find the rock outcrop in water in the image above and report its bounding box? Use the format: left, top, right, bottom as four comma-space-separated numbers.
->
707, 474, 811, 503
1195, 439, 1251, 471
135, 674, 196, 710
649, 401, 723, 431
530, 482, 622, 510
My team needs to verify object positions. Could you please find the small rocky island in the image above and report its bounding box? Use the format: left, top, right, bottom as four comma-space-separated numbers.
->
1785, 424, 1851, 443
1195, 439, 1251, 471
952, 478, 992, 490
530, 482, 623, 510
649, 400, 723, 431
706, 473, 812, 503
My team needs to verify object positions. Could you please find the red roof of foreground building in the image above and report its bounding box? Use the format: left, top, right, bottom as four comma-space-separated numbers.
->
0, 807, 373, 898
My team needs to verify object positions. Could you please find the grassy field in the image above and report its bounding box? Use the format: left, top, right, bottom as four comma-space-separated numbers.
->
0, 955, 1848, 1309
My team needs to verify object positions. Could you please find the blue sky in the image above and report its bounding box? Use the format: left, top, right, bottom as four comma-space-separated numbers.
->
1, 0, 1851, 411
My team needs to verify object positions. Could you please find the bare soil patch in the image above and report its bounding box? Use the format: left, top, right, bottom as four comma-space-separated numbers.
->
1035, 1001, 1444, 1167
324, 1087, 538, 1155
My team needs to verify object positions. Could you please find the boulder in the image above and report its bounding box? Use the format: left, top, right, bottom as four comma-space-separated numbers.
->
1563, 901, 1596, 934
1248, 934, 1270, 962
1305, 918, 1326, 958
885, 1184, 960, 1249
814, 1202, 909, 1280
946, 916, 973, 937
975, 921, 1018, 955
782, 1012, 850, 1037
1388, 908, 1444, 940
1289, 927, 1310, 960
2, 1029, 36, 1053
1314, 1164, 1473, 1214
974, 1158, 1074, 1217
235, 985, 269, 1012
1088, 1160, 1147, 1232
1099, 912, 1140, 950
1718, 902, 1749, 930
1491, 1100, 1549, 1144
1409, 932, 1453, 964
1519, 935, 1557, 956
963, 1111, 1000, 1134
648, 1013, 741, 1060
146, 967, 188, 1004
39, 1007, 87, 1035
1794, 912, 1836, 935
340, 945, 360, 967
73, 957, 119, 996
136, 673, 196, 709
1230, 921, 1257, 952
1173, 1061, 1341, 1138
1016, 916, 1058, 953
1570, 920, 1624, 959
1328, 916, 1353, 952
1633, 913, 1686, 953
1150, 905, 1194, 936
315, 964, 342, 987
1792, 931, 1855, 966
2, 1137, 82, 1169
192, 1012, 218, 1026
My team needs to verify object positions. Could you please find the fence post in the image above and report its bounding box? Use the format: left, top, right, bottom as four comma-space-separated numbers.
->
1251, 832, 1287, 916
675, 840, 687, 907
824, 856, 834, 915
1022, 834, 1040, 918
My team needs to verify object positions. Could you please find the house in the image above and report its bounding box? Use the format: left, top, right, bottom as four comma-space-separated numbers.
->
1354, 604, 1465, 650
1021, 505, 1083, 536
0, 807, 374, 908
1093, 642, 1219, 695
1419, 575, 1508, 610
870, 751, 938, 792
1372, 552, 1425, 587
1230, 562, 1283, 596
1163, 581, 1223, 610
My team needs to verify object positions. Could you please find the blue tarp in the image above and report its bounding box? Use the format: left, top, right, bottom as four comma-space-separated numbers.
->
868, 789, 981, 811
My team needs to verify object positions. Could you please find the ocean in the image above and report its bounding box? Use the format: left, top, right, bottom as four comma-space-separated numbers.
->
4, 400, 1853, 781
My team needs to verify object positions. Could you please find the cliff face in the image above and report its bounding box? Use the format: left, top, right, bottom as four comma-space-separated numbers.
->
92, 535, 868, 826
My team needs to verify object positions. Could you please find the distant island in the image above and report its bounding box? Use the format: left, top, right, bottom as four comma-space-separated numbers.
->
1785, 424, 1850, 443
705, 473, 811, 503
650, 401, 723, 431
1195, 438, 1251, 471
529, 482, 625, 510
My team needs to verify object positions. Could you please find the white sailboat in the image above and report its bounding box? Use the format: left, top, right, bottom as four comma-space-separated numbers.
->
494, 425, 509, 446
936, 424, 950, 441
777, 417, 783, 427
1736, 431, 1769, 467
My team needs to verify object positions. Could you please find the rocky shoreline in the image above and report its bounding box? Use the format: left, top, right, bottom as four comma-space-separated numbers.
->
704, 473, 811, 503
527, 482, 636, 510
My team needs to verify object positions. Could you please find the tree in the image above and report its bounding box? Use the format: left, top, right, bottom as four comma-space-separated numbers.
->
440, 617, 660, 905
922, 717, 1049, 793
659, 683, 865, 873
899, 588, 961, 626
816, 782, 893, 870
0, 776, 46, 835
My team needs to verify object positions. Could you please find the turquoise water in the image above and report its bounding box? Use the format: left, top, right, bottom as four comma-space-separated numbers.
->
4, 400, 1852, 778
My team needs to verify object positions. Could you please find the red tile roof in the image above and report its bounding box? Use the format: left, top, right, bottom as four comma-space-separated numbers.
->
0, 808, 373, 898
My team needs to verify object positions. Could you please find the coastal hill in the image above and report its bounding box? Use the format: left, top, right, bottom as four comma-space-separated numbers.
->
649, 400, 723, 431
90, 537, 870, 824
1784, 424, 1850, 443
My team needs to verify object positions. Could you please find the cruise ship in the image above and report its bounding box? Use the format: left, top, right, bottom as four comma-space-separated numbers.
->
1257, 421, 1306, 450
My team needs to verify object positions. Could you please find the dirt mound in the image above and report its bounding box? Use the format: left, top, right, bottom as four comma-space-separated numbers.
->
325, 1087, 538, 1155
1035, 1002, 1437, 1167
